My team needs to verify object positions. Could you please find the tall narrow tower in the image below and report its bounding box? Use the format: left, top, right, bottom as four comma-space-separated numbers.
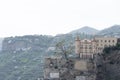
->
75, 36, 81, 56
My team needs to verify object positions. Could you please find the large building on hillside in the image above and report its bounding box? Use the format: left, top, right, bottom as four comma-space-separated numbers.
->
75, 36, 118, 59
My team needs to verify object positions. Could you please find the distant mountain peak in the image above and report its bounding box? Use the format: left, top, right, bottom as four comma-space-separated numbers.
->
81, 26, 92, 28
69, 26, 99, 35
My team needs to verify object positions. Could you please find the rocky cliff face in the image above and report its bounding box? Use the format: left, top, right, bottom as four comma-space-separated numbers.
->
96, 50, 120, 80
2, 35, 53, 52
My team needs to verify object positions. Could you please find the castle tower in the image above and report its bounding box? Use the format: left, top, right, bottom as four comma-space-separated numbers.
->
75, 36, 81, 56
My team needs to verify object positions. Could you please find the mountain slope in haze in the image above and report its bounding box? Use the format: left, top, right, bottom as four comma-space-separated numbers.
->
0, 38, 3, 51
1, 24, 120, 80
0, 35, 54, 80
70, 26, 99, 35
0, 33, 94, 80
97, 25, 120, 37
2, 35, 54, 52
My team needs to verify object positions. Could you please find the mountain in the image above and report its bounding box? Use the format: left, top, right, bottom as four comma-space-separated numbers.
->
1, 24, 120, 80
2, 35, 54, 52
69, 26, 99, 35
69, 25, 120, 37
97, 25, 120, 37
0, 33, 92, 80
0, 34, 79, 80
0, 38, 3, 51
0, 35, 55, 80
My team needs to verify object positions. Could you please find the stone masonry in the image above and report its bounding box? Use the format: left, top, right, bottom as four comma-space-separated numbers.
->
44, 56, 96, 80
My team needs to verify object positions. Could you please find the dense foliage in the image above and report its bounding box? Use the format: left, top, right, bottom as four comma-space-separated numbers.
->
103, 44, 120, 54
97, 44, 120, 80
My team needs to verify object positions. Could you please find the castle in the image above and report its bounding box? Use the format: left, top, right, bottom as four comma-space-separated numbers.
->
75, 36, 118, 59
44, 36, 118, 80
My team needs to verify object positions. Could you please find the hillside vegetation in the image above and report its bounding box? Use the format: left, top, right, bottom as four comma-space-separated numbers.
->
0, 25, 120, 80
0, 33, 95, 80
0, 35, 54, 80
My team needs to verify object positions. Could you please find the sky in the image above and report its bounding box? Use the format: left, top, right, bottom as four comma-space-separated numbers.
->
0, 0, 120, 37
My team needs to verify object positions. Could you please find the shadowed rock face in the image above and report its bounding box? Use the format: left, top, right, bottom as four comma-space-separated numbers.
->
96, 50, 120, 80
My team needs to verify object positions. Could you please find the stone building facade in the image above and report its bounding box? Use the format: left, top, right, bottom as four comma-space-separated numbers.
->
44, 36, 118, 80
75, 36, 118, 59
95, 37, 118, 53
44, 56, 96, 80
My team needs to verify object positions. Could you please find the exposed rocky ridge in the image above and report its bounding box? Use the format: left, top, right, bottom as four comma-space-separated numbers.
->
2, 35, 54, 52
96, 50, 120, 80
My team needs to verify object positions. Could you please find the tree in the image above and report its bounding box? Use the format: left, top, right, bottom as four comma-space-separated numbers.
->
55, 40, 74, 60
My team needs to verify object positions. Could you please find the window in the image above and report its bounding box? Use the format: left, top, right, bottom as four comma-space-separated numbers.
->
89, 47, 92, 49
101, 40, 103, 42
113, 40, 114, 42
109, 40, 110, 42
105, 40, 107, 42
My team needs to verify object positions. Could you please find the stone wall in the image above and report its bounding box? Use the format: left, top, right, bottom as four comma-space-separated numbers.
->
44, 57, 96, 80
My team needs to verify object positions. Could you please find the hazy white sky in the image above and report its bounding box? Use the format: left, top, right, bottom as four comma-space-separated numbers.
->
0, 0, 120, 37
